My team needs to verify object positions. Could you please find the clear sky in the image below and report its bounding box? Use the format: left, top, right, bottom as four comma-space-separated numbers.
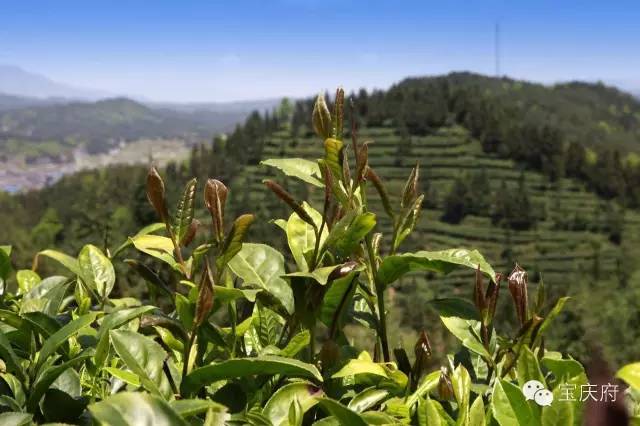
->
1, 0, 639, 102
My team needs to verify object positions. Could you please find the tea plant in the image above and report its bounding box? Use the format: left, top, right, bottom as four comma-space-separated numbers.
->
0, 89, 638, 425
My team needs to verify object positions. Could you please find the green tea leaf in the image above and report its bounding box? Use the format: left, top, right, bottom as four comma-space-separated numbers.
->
0, 331, 26, 381
228, 243, 294, 314
284, 263, 360, 286
104, 367, 141, 387
432, 298, 491, 361
111, 222, 165, 258
173, 178, 197, 244
16, 270, 40, 294
130, 235, 180, 272
317, 398, 367, 426
78, 244, 116, 300
0, 412, 32, 426
542, 357, 584, 384
325, 212, 376, 258
36, 312, 97, 373
284, 203, 326, 272
323, 138, 344, 179
216, 214, 255, 270
617, 362, 640, 390
541, 385, 574, 426
20, 276, 69, 316
37, 249, 81, 276
263, 382, 323, 426
320, 271, 358, 329
95, 306, 156, 367
181, 356, 322, 396
452, 364, 471, 422
491, 379, 534, 426
278, 330, 310, 358
348, 388, 389, 413
261, 158, 323, 187
332, 352, 389, 380
517, 346, 545, 388
27, 353, 91, 413
417, 397, 443, 426
89, 392, 187, 426
469, 396, 486, 426
378, 249, 496, 287
170, 399, 227, 419
407, 370, 440, 407
110, 330, 172, 399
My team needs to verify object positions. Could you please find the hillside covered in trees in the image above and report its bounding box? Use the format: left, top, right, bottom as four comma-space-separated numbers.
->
2, 72, 640, 367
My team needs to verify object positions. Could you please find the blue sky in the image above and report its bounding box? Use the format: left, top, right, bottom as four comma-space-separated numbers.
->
1, 0, 639, 102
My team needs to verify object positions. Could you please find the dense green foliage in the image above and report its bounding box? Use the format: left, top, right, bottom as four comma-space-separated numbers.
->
2, 73, 640, 370
2, 89, 640, 425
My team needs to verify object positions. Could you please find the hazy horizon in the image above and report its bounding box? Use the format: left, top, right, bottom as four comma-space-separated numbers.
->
2, 0, 639, 102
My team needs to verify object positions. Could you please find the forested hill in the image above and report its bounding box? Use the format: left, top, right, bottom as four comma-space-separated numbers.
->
2, 72, 640, 366
0, 97, 257, 156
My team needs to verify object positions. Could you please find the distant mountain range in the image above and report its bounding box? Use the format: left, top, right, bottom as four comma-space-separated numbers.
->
0, 65, 111, 100
0, 64, 282, 158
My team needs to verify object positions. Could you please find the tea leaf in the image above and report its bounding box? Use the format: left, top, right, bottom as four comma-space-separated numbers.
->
312, 93, 332, 140
36, 312, 98, 373
181, 356, 322, 396
170, 399, 227, 419
261, 158, 323, 187
323, 138, 344, 180
27, 353, 91, 413
617, 362, 640, 390
173, 178, 197, 245
78, 244, 116, 300
131, 235, 180, 271
317, 398, 367, 426
263, 382, 323, 426
348, 388, 389, 413
95, 306, 157, 368
228, 243, 293, 314
89, 392, 187, 426
216, 214, 255, 271
432, 298, 491, 361
16, 270, 41, 294
377, 248, 496, 287
491, 379, 534, 426
37, 249, 81, 277
110, 330, 173, 399
325, 212, 376, 258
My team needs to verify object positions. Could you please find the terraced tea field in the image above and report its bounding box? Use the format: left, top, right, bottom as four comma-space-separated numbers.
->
218, 124, 640, 361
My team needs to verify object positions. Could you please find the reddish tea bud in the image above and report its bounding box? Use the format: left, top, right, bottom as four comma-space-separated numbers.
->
146, 166, 169, 222
485, 273, 502, 324
180, 219, 200, 247
474, 266, 487, 319
194, 263, 215, 327
264, 180, 316, 228
328, 261, 359, 281
366, 167, 394, 219
413, 330, 432, 379
319, 340, 340, 371
204, 179, 228, 242
508, 264, 529, 326
438, 366, 454, 400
